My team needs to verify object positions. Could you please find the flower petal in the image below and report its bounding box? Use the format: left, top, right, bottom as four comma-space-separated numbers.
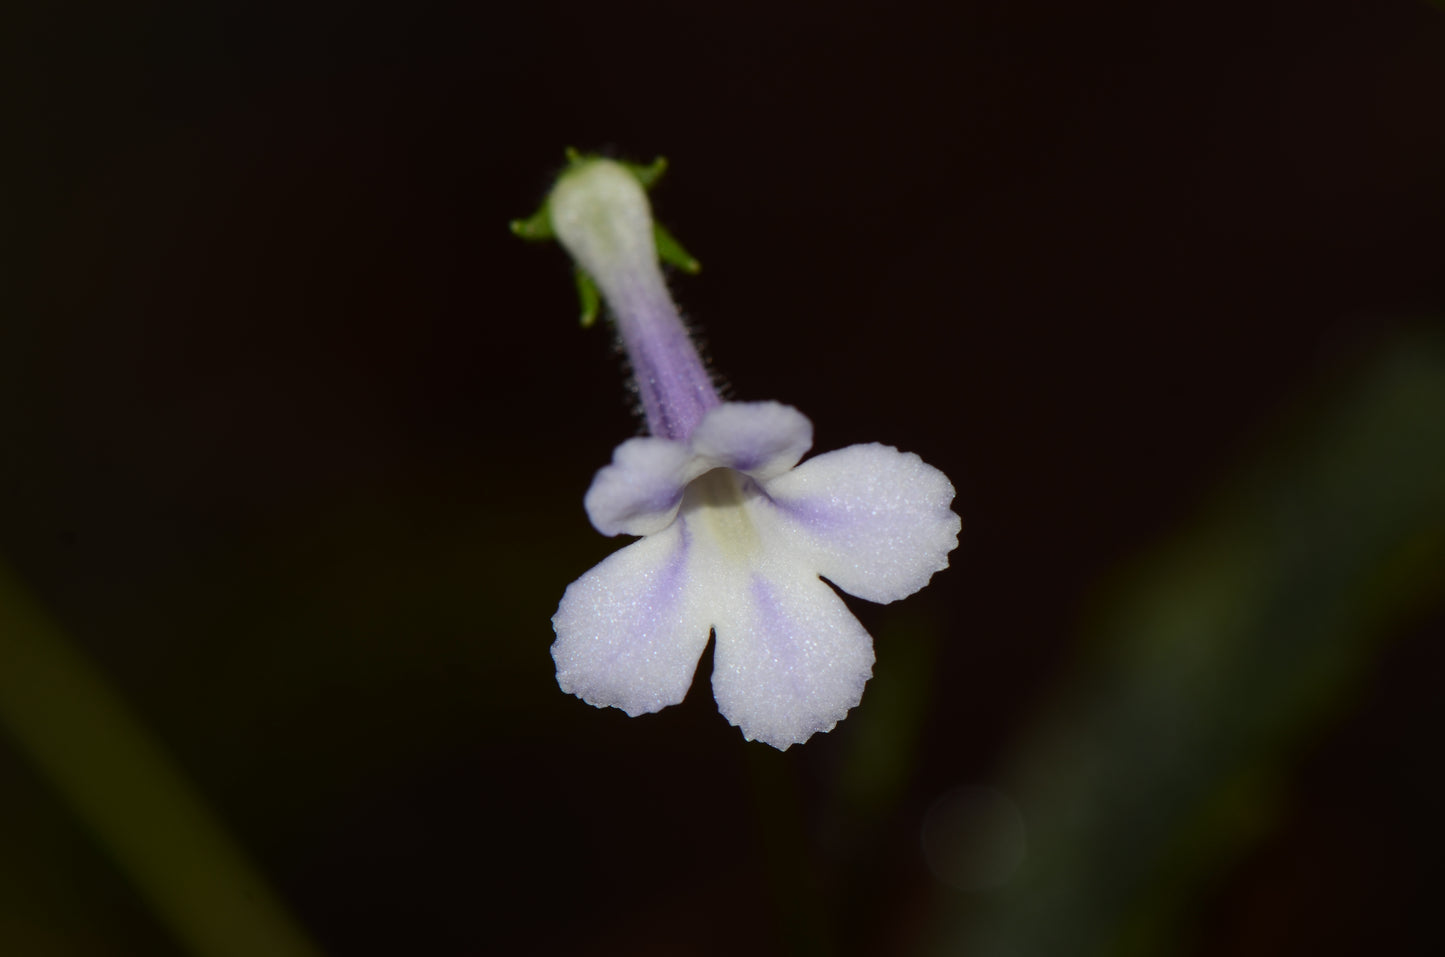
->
584, 437, 708, 537
760, 443, 960, 604
710, 566, 875, 750
551, 524, 713, 716
690, 401, 813, 480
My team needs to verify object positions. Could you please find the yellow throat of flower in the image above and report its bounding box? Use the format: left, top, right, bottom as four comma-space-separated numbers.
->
684, 469, 762, 562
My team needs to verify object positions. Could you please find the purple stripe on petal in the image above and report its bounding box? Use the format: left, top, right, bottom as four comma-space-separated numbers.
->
727, 452, 767, 472
758, 443, 961, 605
616, 524, 691, 662
748, 573, 805, 695
770, 497, 857, 531
552, 521, 702, 718
632, 486, 686, 516
711, 567, 876, 750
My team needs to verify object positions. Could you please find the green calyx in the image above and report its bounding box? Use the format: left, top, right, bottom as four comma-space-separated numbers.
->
511, 149, 700, 328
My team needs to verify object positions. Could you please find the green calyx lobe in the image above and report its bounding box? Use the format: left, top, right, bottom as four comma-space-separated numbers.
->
511, 149, 700, 327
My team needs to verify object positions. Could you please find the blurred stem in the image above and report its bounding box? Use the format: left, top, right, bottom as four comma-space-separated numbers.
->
0, 563, 322, 957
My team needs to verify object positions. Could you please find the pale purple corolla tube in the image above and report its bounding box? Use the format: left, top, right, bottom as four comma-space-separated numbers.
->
543, 158, 960, 749
547, 162, 718, 441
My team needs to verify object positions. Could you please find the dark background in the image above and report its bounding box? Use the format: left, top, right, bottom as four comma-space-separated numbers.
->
5, 1, 1445, 954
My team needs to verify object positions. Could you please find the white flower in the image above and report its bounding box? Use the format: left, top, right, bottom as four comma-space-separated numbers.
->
552, 401, 959, 749
523, 154, 960, 748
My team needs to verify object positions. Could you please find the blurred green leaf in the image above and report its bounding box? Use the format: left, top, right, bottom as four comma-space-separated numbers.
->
0, 565, 323, 957
932, 327, 1445, 957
